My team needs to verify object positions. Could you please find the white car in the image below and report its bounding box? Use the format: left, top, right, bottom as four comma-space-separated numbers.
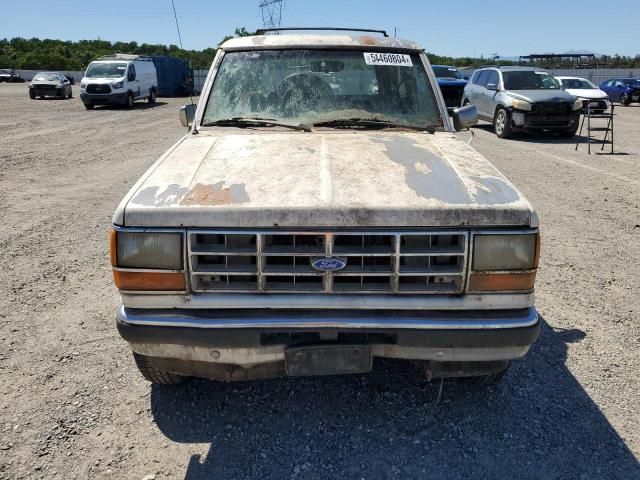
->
556, 76, 610, 113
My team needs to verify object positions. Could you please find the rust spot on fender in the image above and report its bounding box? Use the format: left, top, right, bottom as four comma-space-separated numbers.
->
181, 182, 250, 206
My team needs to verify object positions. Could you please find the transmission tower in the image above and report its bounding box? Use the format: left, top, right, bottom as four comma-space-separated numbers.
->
259, 0, 283, 29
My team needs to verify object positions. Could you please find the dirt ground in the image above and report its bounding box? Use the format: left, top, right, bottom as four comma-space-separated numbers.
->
0, 82, 638, 480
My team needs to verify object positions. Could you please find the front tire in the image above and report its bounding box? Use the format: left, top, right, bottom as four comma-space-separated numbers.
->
83, 103, 94, 110
558, 124, 579, 138
29, 90, 35, 99
148, 88, 156, 104
619, 94, 630, 106
125, 92, 134, 108
133, 353, 184, 385
493, 107, 512, 138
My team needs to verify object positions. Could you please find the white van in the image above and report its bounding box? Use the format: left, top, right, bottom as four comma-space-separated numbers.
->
80, 54, 158, 109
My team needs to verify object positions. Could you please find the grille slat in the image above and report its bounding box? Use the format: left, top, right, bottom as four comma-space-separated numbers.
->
189, 230, 467, 294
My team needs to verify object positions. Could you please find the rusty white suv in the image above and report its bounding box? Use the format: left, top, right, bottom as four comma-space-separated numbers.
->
110, 29, 540, 385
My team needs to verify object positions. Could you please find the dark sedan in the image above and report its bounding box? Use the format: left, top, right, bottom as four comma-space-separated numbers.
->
29, 72, 73, 99
600, 78, 640, 106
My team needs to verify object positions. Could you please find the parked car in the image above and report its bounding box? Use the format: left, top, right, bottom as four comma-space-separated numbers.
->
28, 72, 73, 99
462, 66, 582, 138
599, 78, 640, 106
555, 76, 609, 113
80, 54, 157, 109
111, 31, 541, 387
0, 69, 25, 83
432, 65, 468, 109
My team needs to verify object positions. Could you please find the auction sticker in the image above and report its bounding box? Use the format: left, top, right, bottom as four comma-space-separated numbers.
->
364, 52, 413, 67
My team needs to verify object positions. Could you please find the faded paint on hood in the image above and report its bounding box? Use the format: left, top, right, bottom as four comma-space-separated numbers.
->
116, 131, 535, 228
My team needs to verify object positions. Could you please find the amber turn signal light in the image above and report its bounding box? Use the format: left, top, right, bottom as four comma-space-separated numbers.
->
468, 271, 536, 292
112, 271, 186, 291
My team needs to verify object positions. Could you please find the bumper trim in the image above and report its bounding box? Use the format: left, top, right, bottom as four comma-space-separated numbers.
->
117, 305, 538, 330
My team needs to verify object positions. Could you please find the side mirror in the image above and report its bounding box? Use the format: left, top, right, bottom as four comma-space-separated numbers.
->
452, 104, 478, 131
179, 104, 196, 128
486, 83, 498, 91
127, 73, 135, 82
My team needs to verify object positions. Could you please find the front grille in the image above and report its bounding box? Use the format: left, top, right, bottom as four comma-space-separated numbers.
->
34, 85, 58, 92
86, 83, 111, 94
188, 230, 468, 294
582, 99, 607, 110
531, 102, 572, 115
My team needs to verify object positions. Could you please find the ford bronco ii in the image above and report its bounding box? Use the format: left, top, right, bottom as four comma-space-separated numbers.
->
111, 29, 541, 385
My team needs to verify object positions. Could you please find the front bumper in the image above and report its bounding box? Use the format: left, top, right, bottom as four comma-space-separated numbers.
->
30, 86, 62, 97
80, 91, 128, 105
511, 109, 580, 130
117, 306, 540, 368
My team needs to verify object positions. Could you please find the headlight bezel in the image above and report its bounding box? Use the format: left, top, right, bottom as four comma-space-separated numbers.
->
111, 80, 124, 89
110, 228, 187, 292
572, 98, 584, 111
468, 230, 540, 293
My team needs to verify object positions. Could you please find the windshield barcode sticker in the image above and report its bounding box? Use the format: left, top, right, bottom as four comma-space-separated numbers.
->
363, 52, 413, 67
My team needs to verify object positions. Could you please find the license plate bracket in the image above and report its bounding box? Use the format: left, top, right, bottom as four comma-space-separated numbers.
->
285, 344, 372, 376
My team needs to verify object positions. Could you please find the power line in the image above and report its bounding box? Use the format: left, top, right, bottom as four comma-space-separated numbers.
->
171, 0, 184, 49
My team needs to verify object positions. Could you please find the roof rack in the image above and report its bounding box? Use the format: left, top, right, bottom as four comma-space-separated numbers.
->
255, 27, 389, 37
97, 54, 152, 61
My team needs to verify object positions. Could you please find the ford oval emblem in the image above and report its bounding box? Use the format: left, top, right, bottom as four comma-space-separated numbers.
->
311, 257, 347, 272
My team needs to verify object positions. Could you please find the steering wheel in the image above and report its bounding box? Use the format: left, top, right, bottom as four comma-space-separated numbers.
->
277, 73, 333, 115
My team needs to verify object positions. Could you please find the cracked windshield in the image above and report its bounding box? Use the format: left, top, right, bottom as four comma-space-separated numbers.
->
202, 49, 442, 128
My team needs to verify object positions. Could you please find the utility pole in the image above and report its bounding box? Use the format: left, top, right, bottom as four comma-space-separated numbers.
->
259, 0, 284, 29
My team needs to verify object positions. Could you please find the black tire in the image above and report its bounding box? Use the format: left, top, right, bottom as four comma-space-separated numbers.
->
493, 107, 512, 138
67, 89, 73, 99
58, 89, 66, 100
619, 94, 630, 106
29, 90, 35, 99
125, 92, 134, 108
83, 103, 94, 110
133, 353, 184, 385
148, 88, 156, 104
558, 124, 579, 138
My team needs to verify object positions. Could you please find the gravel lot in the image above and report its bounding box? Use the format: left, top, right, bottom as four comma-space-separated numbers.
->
1, 82, 639, 480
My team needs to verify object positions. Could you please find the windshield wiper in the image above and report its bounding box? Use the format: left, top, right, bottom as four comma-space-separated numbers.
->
202, 117, 312, 132
313, 118, 436, 132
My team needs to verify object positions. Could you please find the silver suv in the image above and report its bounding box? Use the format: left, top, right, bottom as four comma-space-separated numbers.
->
462, 66, 582, 138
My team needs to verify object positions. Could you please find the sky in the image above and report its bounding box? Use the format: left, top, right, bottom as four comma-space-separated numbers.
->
0, 0, 637, 58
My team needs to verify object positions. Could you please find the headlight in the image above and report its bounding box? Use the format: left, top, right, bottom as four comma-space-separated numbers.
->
111, 81, 124, 89
473, 233, 538, 271
572, 98, 584, 111
468, 232, 539, 292
110, 230, 185, 291
56, 84, 63, 88
112, 231, 183, 270
511, 98, 532, 111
